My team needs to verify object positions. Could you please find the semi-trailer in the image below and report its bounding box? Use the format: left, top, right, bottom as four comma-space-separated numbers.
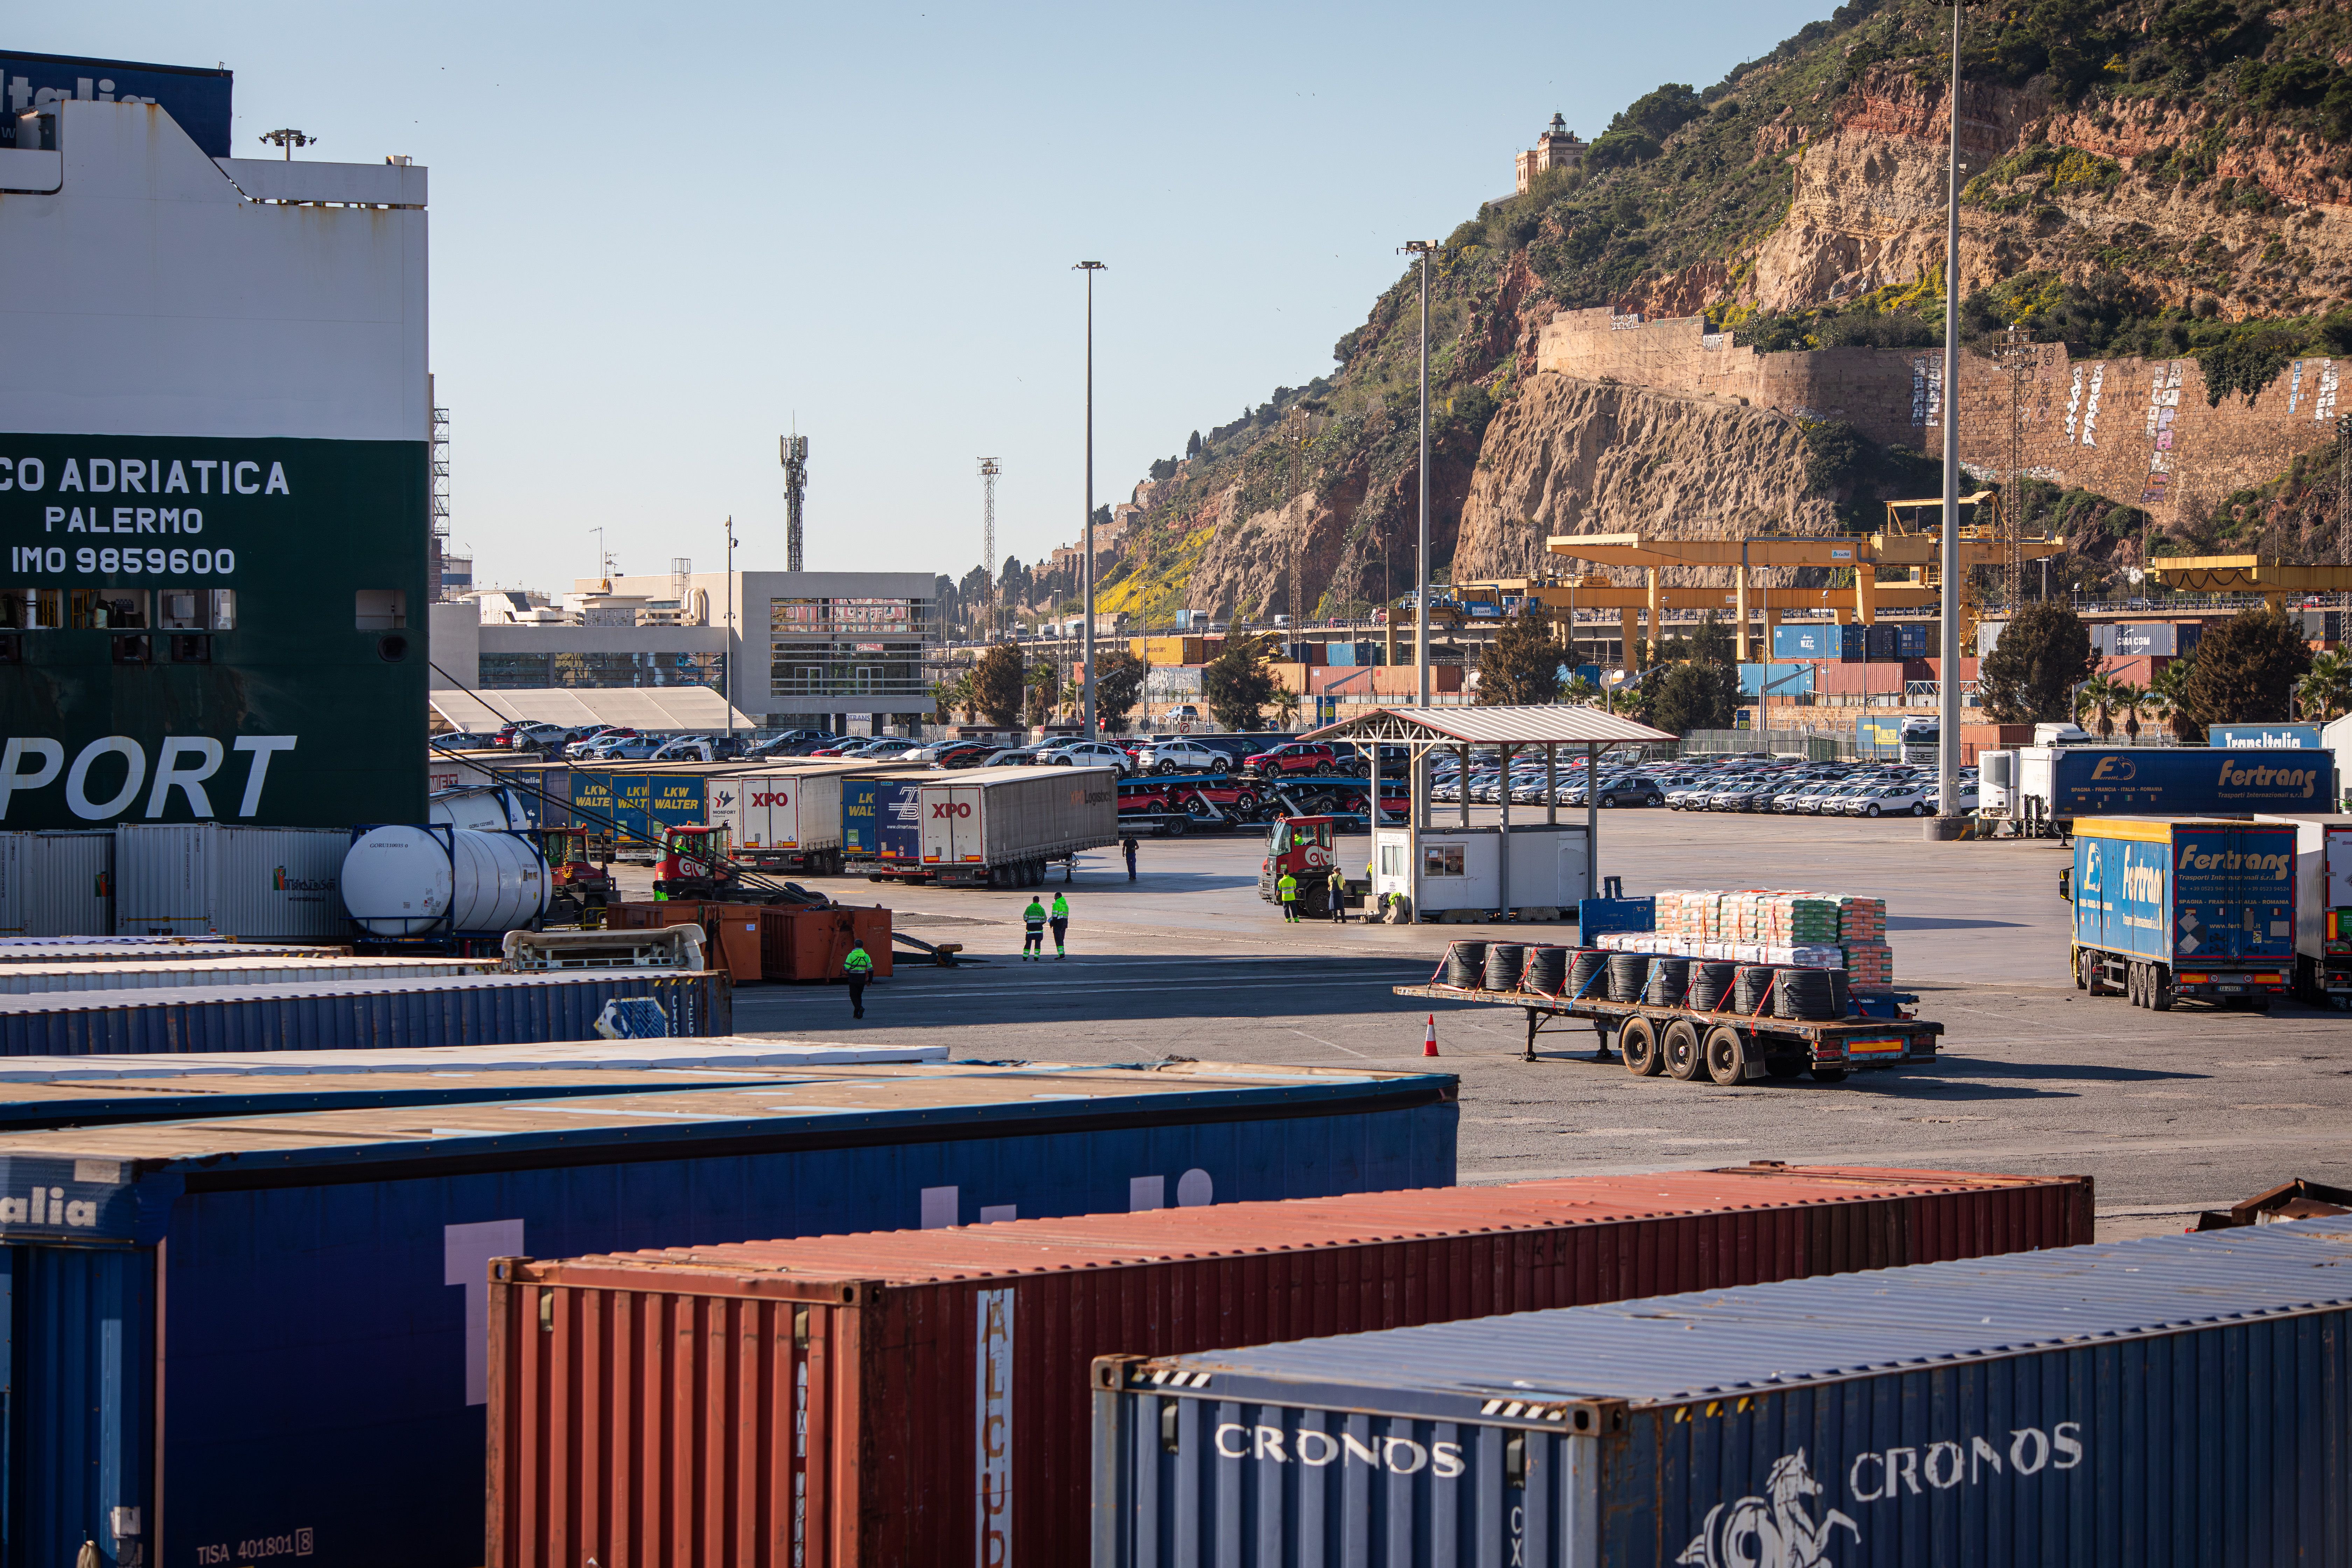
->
850, 766, 1120, 888
2258, 813, 2352, 1008
707, 770, 846, 874
1983, 744, 2333, 831
2066, 815, 2298, 1009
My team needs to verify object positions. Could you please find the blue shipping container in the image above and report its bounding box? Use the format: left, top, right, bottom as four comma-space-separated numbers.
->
1770, 624, 1838, 661
845, 777, 923, 859
2045, 746, 2330, 817
1737, 662, 1815, 698
0, 51, 235, 157
2072, 817, 2296, 993
1094, 1218, 2352, 1567
0, 969, 730, 1055
1895, 621, 1930, 659
1864, 623, 1898, 661
566, 771, 704, 851
1838, 623, 1866, 663
2, 1061, 1454, 1568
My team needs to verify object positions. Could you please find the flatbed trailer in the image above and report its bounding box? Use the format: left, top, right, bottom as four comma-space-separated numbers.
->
1391, 983, 1941, 1086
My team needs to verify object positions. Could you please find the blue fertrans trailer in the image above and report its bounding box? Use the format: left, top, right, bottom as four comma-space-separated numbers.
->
2068, 815, 2297, 1009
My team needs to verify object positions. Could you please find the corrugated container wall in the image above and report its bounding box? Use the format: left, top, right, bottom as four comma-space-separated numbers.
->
1092, 1217, 2352, 1568
0, 968, 730, 1054
0, 831, 114, 937
488, 1164, 2090, 1568
0, 1061, 1452, 1568
114, 824, 350, 939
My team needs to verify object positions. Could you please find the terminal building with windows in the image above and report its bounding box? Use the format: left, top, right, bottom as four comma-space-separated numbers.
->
428, 569, 938, 733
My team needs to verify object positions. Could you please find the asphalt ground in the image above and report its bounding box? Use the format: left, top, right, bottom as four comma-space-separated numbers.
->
624, 807, 2351, 1240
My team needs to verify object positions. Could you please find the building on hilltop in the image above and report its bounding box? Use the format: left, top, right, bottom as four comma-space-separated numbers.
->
1515, 113, 1585, 195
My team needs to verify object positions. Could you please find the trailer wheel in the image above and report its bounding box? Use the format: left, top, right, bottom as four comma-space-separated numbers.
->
1163, 816, 1187, 838
2150, 967, 2173, 1011
2072, 950, 2089, 990
1618, 1018, 1664, 1076
1701, 1026, 1745, 1086
1808, 1066, 1849, 1083
1662, 1021, 1703, 1081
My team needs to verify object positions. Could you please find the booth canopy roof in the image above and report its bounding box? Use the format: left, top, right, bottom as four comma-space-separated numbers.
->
1304, 705, 1678, 747
429, 687, 764, 734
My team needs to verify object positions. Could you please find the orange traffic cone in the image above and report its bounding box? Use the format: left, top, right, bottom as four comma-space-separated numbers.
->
1423, 1015, 1440, 1057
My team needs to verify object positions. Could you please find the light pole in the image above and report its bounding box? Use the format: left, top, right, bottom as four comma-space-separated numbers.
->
724, 514, 739, 743
1930, 0, 1969, 842
258, 128, 316, 160
1400, 241, 1437, 707
1074, 260, 1106, 739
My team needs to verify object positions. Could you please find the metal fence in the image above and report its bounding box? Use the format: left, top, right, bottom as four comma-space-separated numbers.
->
1676, 729, 1859, 761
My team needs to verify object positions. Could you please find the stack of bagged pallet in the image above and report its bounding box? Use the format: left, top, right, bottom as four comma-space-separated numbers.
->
1620, 889, 1895, 988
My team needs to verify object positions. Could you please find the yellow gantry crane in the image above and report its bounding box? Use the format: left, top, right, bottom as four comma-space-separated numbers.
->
1445, 495, 2067, 662
2137, 556, 2352, 606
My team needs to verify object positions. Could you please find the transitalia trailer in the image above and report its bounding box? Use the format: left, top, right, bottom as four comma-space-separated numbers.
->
1390, 981, 1940, 1086
2066, 815, 2297, 1010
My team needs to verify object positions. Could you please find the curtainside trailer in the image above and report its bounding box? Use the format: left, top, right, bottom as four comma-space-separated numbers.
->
2067, 815, 2297, 1009
708, 770, 848, 874
1983, 743, 2332, 831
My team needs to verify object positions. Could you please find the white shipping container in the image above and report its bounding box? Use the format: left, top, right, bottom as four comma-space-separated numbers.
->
0, 955, 485, 994
115, 825, 352, 940
0, 832, 114, 938
915, 766, 1119, 881
709, 772, 845, 867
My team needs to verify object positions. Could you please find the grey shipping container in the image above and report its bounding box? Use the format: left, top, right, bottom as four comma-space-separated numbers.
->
114, 823, 350, 939
1094, 1217, 2352, 1567
0, 967, 731, 1054
0, 1060, 1453, 1568
914, 764, 1120, 882
0, 954, 490, 993
0, 938, 348, 965
0, 831, 113, 937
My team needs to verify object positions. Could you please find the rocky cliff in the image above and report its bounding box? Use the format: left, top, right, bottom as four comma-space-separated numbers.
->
1075, 0, 2352, 621
1450, 378, 1833, 582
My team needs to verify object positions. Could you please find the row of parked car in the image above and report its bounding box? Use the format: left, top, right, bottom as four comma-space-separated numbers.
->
1428, 750, 1667, 809
1666, 762, 1981, 816
785, 733, 1410, 779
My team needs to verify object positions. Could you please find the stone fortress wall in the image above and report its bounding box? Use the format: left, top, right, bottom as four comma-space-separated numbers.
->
1535, 308, 2343, 525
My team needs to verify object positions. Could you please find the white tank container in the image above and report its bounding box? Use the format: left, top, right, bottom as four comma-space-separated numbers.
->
428, 785, 535, 833
341, 827, 550, 937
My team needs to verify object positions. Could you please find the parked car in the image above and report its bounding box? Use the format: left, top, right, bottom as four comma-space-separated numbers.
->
918, 741, 1000, 769
496, 721, 578, 754
574, 732, 664, 762
1243, 742, 1342, 778
1847, 783, 1932, 818
1136, 738, 1233, 776
432, 731, 503, 750
1038, 739, 1135, 774
1593, 774, 1666, 808
980, 745, 1049, 766
748, 729, 842, 759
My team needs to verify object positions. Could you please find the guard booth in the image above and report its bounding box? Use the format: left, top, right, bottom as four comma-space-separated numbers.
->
1305, 706, 1676, 923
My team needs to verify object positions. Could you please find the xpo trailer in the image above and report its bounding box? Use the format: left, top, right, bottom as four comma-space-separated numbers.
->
2067, 816, 2297, 1009
708, 770, 845, 875
853, 766, 1119, 888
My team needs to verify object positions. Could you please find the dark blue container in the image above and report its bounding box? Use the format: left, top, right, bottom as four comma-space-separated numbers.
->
1865, 622, 1899, 661
1093, 1218, 2352, 1566
1895, 621, 1931, 659
1575, 895, 1655, 937
0, 969, 731, 1055
2, 1062, 1455, 1567
1839, 623, 1866, 663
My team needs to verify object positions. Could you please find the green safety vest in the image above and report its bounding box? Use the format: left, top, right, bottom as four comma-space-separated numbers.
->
1023, 901, 1047, 924
1278, 874, 1297, 901
1051, 895, 1069, 918
843, 947, 873, 976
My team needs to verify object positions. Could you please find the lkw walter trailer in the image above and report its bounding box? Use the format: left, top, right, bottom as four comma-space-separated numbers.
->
2067, 815, 2297, 1009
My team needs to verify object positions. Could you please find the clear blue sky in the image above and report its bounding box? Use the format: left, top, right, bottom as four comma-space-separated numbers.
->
35, 1, 1827, 592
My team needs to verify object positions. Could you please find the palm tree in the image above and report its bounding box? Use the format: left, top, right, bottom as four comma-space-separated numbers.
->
2148, 653, 2198, 741
2111, 680, 2146, 742
2074, 673, 2122, 740
1562, 674, 1601, 705
2298, 649, 2352, 722
1272, 685, 1302, 729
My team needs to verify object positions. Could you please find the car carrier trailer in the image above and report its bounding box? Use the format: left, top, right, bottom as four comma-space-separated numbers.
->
1391, 981, 1941, 1086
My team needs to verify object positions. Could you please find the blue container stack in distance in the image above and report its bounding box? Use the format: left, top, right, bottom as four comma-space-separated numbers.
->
1865, 622, 1899, 661
1839, 623, 1867, 662
1, 1058, 1455, 1567
1895, 621, 1931, 659
0, 967, 731, 1055
1094, 1217, 2352, 1567
1770, 624, 1838, 661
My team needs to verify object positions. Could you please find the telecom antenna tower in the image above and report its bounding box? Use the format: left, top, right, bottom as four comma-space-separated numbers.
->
978, 457, 1001, 638
779, 433, 810, 573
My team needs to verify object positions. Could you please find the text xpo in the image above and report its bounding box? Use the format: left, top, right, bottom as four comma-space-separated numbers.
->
932, 801, 973, 819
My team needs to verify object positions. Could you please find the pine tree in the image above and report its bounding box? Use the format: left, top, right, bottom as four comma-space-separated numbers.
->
1979, 600, 2096, 723
1477, 601, 1563, 706
2181, 608, 2312, 727
1204, 639, 1277, 731
973, 643, 1027, 728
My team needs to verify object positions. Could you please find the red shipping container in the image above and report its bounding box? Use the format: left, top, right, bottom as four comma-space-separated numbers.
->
488, 1163, 2090, 1568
